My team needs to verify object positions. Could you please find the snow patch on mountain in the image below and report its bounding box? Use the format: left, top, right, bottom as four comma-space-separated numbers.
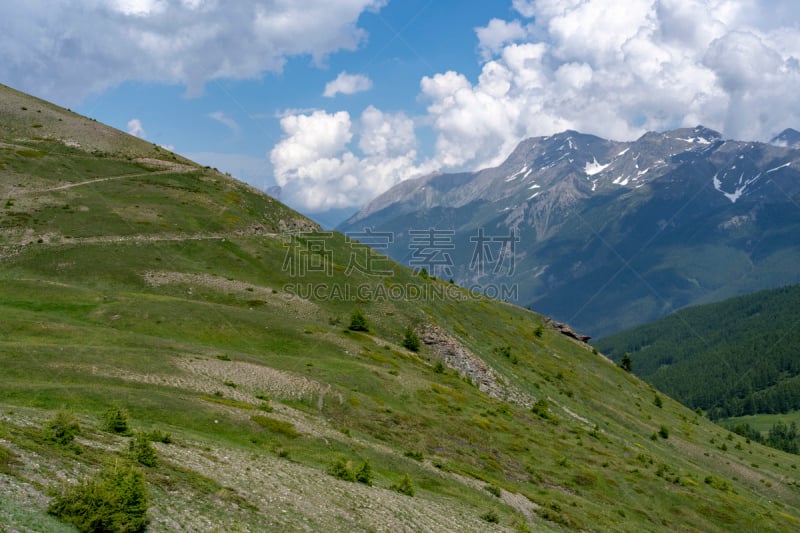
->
505, 166, 528, 182
674, 136, 713, 144
767, 162, 792, 173
584, 157, 609, 176
713, 171, 764, 203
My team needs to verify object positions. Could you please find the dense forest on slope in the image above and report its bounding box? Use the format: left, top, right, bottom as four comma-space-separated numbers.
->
596, 284, 800, 419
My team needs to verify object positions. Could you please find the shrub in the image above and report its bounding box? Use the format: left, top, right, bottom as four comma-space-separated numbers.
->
619, 353, 633, 372
493, 345, 518, 365
0, 444, 19, 475
48, 464, 149, 533
531, 399, 551, 420
653, 394, 663, 408
327, 458, 356, 482
355, 461, 373, 486
145, 430, 172, 444
704, 475, 731, 491
534, 325, 544, 338
251, 415, 299, 438
480, 510, 500, 523
484, 484, 501, 497
129, 434, 158, 467
391, 473, 415, 496
658, 425, 669, 439
493, 345, 512, 358
404, 450, 424, 461
46, 411, 80, 445
348, 310, 369, 332
103, 407, 130, 435
401, 327, 421, 352
433, 361, 446, 374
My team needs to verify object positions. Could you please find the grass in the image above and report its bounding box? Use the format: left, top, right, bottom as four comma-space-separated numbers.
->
721, 410, 800, 433
1, 83, 800, 531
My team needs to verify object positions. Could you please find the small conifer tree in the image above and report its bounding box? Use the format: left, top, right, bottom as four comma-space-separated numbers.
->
129, 434, 158, 467
348, 310, 369, 332
103, 407, 130, 435
402, 327, 420, 352
46, 411, 80, 445
620, 353, 633, 372
49, 464, 149, 532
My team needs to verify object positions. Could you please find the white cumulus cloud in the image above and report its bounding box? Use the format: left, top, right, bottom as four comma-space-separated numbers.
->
127, 118, 146, 139
323, 72, 373, 98
270, 107, 428, 212
475, 18, 529, 60
274, 0, 800, 213
417, 0, 800, 170
0, 0, 386, 104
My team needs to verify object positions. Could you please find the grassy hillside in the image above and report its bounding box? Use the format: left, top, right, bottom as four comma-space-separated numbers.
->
2, 83, 800, 531
595, 285, 800, 421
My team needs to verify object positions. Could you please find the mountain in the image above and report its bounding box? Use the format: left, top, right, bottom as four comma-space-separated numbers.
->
340, 126, 800, 337
771, 128, 800, 149
2, 83, 800, 531
595, 284, 800, 420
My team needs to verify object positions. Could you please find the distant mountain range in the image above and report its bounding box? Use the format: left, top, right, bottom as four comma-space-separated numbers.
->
339, 126, 800, 337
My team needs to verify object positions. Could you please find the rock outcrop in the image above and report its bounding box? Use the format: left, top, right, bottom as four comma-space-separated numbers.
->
546, 318, 591, 343
418, 323, 531, 407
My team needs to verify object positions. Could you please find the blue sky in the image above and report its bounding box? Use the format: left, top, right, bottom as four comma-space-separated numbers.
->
70, 1, 503, 202
2, 0, 800, 226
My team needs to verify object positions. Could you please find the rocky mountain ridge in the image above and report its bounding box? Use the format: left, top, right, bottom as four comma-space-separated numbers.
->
340, 126, 800, 336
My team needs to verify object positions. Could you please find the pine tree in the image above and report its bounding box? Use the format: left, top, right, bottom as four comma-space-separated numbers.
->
620, 353, 633, 372
401, 327, 420, 352
348, 310, 369, 332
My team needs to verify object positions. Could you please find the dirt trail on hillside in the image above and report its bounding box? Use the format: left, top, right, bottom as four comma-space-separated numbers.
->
24, 168, 186, 194
11, 155, 196, 195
